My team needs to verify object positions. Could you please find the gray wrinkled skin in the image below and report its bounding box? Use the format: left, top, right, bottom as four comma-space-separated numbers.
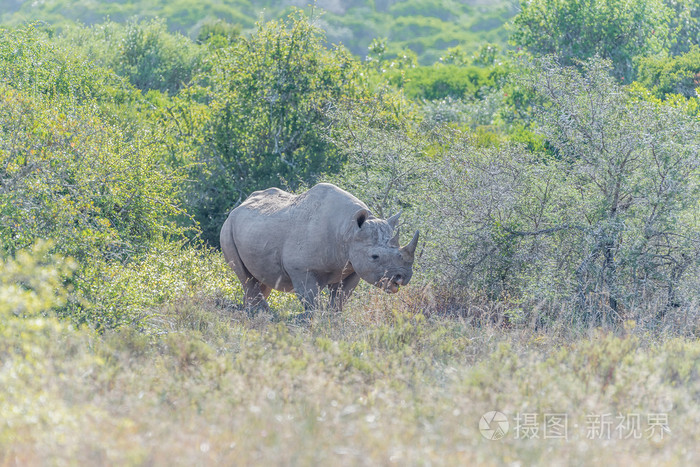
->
220, 183, 419, 313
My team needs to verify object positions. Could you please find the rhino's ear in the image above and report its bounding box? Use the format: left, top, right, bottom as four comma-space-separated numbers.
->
354, 209, 370, 229
387, 211, 401, 230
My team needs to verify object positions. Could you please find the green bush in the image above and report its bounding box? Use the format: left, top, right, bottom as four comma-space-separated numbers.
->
512, 0, 670, 81
663, 0, 700, 56
0, 24, 137, 104
0, 84, 185, 260
385, 64, 504, 100
179, 12, 364, 246
323, 96, 427, 220
59, 19, 203, 95
433, 57, 700, 326
196, 19, 241, 46
0, 240, 76, 318
636, 46, 700, 98
63, 240, 243, 331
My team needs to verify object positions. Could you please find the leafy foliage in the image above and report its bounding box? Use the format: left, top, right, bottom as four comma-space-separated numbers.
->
512, 0, 671, 81
196, 19, 242, 46
0, 240, 76, 318
179, 13, 363, 245
62, 240, 246, 331
0, 25, 137, 104
0, 25, 188, 329
0, 84, 184, 260
60, 19, 203, 95
416, 58, 700, 325
323, 95, 427, 220
385, 64, 506, 100
635, 45, 700, 98
663, 0, 700, 56
526, 57, 700, 322
0, 0, 517, 65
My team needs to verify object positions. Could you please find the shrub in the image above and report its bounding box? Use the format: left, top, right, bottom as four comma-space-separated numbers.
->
63, 240, 243, 331
59, 19, 203, 95
0, 84, 185, 260
0, 24, 137, 103
384, 64, 503, 100
0, 240, 76, 318
524, 57, 700, 323
196, 19, 241, 46
635, 46, 700, 98
418, 57, 700, 328
322, 93, 427, 220
179, 12, 364, 246
512, 0, 670, 81
418, 132, 570, 301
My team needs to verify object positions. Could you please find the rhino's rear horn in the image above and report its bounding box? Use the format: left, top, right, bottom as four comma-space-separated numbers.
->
387, 211, 402, 230
391, 228, 400, 246
402, 230, 419, 257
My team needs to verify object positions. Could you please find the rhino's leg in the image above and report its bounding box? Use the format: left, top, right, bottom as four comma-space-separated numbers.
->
329, 272, 361, 312
242, 279, 271, 310
222, 229, 270, 310
290, 272, 322, 313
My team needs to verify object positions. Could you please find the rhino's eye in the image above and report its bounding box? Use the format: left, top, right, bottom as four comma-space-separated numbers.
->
371, 254, 379, 260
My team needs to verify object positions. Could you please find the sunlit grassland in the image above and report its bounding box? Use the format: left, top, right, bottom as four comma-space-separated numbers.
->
2, 266, 698, 465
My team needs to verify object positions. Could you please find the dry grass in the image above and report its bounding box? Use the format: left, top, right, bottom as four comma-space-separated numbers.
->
1, 283, 699, 466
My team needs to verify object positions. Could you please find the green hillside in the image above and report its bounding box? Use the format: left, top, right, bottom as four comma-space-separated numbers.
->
0, 0, 517, 63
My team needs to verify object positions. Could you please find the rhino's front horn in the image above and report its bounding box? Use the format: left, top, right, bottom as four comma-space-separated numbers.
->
402, 230, 420, 257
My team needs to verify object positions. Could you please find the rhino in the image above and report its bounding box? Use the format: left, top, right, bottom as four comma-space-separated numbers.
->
220, 183, 419, 314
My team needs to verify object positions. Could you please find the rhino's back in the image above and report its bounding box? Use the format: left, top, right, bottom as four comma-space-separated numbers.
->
239, 184, 367, 224
226, 184, 367, 290
239, 187, 298, 214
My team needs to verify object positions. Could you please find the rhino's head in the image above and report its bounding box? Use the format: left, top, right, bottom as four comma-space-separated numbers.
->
348, 210, 419, 293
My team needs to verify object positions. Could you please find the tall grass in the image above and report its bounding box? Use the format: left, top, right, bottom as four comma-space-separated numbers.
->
2, 275, 698, 464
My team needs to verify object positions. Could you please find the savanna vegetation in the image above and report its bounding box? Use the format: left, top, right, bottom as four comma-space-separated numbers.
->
0, 0, 517, 64
1, 0, 699, 464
